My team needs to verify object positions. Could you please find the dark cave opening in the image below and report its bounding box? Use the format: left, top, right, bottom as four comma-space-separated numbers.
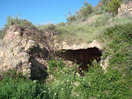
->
29, 47, 49, 80
58, 47, 102, 72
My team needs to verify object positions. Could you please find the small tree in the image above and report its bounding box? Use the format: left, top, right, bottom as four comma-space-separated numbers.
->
67, 15, 76, 23
79, 2, 93, 18
102, 0, 110, 4
104, 0, 121, 16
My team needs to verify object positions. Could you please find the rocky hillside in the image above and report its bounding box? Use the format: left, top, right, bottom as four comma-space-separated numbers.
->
0, 0, 132, 99
118, 1, 132, 17
0, 25, 54, 79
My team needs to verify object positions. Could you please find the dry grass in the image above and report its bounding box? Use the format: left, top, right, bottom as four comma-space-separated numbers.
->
55, 15, 132, 45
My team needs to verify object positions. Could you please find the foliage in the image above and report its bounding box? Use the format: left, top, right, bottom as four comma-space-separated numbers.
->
79, 2, 93, 18
67, 15, 76, 23
0, 16, 35, 39
102, 0, 109, 4
89, 13, 112, 27
55, 23, 105, 44
0, 1, 132, 98
37, 24, 62, 35
56, 14, 132, 44
67, 1, 93, 23
0, 29, 6, 39
5, 16, 34, 29
126, 0, 132, 2
57, 22, 65, 27
48, 58, 64, 72
0, 70, 50, 99
46, 60, 131, 99
104, 0, 121, 16
0, 23, 132, 98
46, 23, 132, 99
102, 23, 132, 74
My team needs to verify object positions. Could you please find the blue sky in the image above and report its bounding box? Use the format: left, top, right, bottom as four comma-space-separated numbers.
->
0, 0, 100, 29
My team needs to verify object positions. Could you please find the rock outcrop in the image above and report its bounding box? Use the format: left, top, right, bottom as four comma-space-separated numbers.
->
118, 1, 132, 17
0, 25, 106, 78
0, 25, 52, 79
54, 40, 102, 51
54, 40, 103, 75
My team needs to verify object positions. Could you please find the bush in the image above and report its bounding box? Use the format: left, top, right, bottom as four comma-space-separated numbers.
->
66, 1, 93, 23
57, 22, 65, 27
104, 0, 121, 16
90, 13, 112, 27
0, 70, 50, 99
0, 16, 35, 39
102, 0, 109, 4
5, 16, 34, 29
67, 15, 76, 23
0, 29, 6, 39
102, 23, 132, 75
48, 58, 64, 72
79, 2, 93, 18
37, 24, 61, 35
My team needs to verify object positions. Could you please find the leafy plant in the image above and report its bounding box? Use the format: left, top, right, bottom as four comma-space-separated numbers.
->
0, 16, 35, 39
80, 2, 93, 18
104, 0, 121, 16
0, 70, 50, 99
48, 58, 64, 72
66, 1, 93, 23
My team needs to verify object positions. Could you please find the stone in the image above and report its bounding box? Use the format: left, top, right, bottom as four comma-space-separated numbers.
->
13, 46, 23, 55
118, 1, 132, 17
54, 40, 102, 50
18, 52, 30, 59
12, 60, 22, 70
25, 40, 38, 51
100, 55, 111, 73
0, 40, 4, 47
0, 25, 50, 79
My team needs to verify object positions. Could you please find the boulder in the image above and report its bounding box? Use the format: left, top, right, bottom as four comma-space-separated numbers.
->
118, 1, 132, 17
0, 25, 51, 79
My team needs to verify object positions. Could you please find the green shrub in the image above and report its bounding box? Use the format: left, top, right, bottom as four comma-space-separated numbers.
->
37, 24, 61, 35
79, 2, 93, 18
0, 16, 35, 39
102, 0, 109, 4
102, 23, 132, 79
104, 0, 121, 16
57, 22, 65, 27
66, 1, 93, 23
48, 58, 64, 72
5, 16, 34, 29
0, 29, 6, 39
0, 70, 50, 99
90, 13, 112, 27
67, 15, 76, 23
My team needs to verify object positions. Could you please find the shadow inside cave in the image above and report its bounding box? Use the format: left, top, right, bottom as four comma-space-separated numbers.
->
57, 47, 102, 75
28, 47, 49, 80
30, 58, 48, 80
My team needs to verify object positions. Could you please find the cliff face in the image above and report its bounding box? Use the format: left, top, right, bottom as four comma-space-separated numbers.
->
0, 25, 53, 79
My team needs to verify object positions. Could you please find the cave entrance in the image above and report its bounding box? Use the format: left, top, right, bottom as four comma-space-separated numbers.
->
58, 47, 102, 71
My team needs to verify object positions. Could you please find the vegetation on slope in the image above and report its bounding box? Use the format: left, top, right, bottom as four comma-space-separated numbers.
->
0, 0, 132, 98
0, 16, 35, 39
54, 15, 132, 44
0, 23, 132, 98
